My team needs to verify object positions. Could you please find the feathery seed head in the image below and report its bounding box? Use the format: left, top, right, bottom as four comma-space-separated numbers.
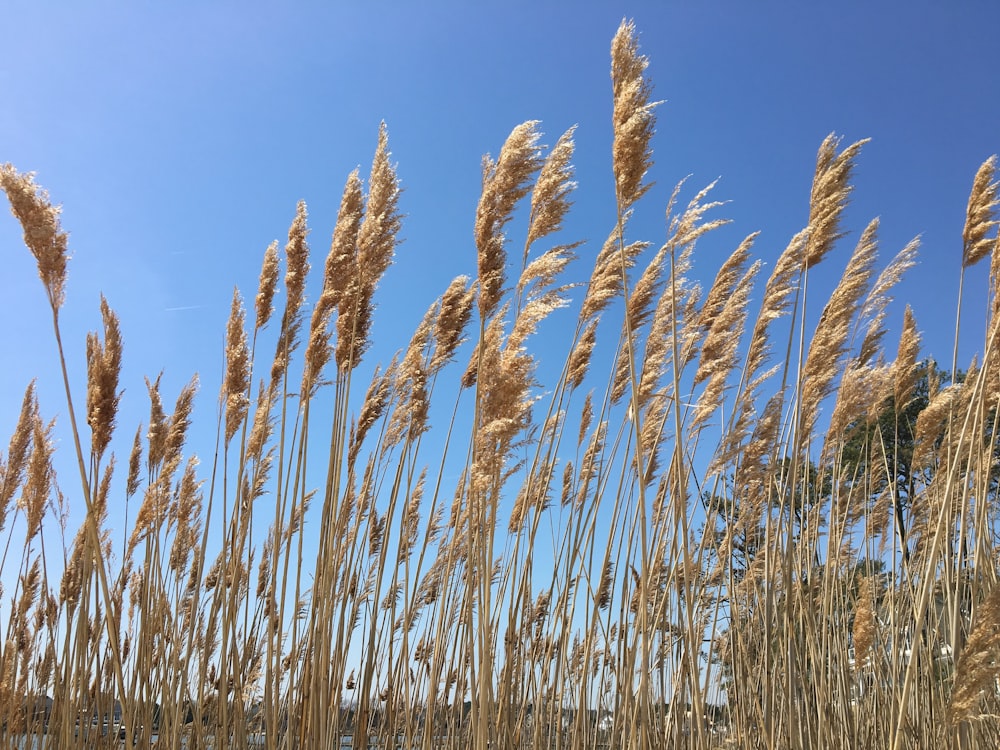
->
611, 20, 659, 209
893, 306, 922, 409
857, 237, 919, 364
222, 288, 250, 445
86, 296, 124, 460
350, 359, 396, 466
475, 121, 544, 320
1, 384, 36, 513
22, 412, 54, 543
431, 276, 475, 373
852, 576, 877, 668
126, 424, 142, 497
691, 260, 761, 429
697, 233, 757, 333
247, 381, 276, 461
963, 155, 999, 268
163, 376, 198, 477
284, 200, 311, 317
581, 226, 647, 322
566, 319, 598, 391
254, 240, 280, 331
0, 165, 69, 310
272, 202, 311, 384
800, 218, 880, 439
304, 170, 364, 389
145, 374, 167, 472
949, 585, 1000, 723
337, 124, 402, 371
805, 135, 868, 268
526, 127, 577, 248
357, 124, 401, 290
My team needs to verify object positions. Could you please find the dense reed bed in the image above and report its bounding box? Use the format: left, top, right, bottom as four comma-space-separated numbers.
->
2, 19, 999, 750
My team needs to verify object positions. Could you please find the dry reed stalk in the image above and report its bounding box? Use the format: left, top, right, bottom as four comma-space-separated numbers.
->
145, 373, 168, 472
953, 156, 1000, 382
2, 165, 142, 737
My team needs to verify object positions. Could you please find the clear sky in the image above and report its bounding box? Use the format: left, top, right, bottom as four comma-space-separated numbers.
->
2, 3, 999, 577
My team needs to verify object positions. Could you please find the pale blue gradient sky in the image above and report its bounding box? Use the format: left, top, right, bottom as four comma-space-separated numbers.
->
2, 2, 999, 597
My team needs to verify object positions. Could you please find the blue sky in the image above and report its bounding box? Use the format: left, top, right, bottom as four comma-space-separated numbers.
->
2, 3, 999, 586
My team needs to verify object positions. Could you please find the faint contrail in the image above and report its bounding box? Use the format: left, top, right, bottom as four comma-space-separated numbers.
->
165, 305, 203, 312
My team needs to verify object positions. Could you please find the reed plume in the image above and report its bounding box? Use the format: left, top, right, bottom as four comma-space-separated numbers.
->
893, 305, 922, 409
799, 218, 880, 441
85, 296, 123, 461
272, 201, 311, 385
431, 276, 476, 374
962, 155, 999, 269
475, 121, 543, 321
611, 20, 658, 210
0, 384, 36, 516
304, 170, 363, 390
805, 135, 868, 268
4, 20, 1000, 750
337, 123, 402, 371
0, 164, 69, 310
254, 240, 280, 331
222, 289, 250, 446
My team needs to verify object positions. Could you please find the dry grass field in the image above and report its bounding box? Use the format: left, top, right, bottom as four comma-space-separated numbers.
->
2, 19, 1000, 750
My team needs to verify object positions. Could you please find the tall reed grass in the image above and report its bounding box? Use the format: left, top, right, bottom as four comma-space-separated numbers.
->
1, 19, 999, 750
